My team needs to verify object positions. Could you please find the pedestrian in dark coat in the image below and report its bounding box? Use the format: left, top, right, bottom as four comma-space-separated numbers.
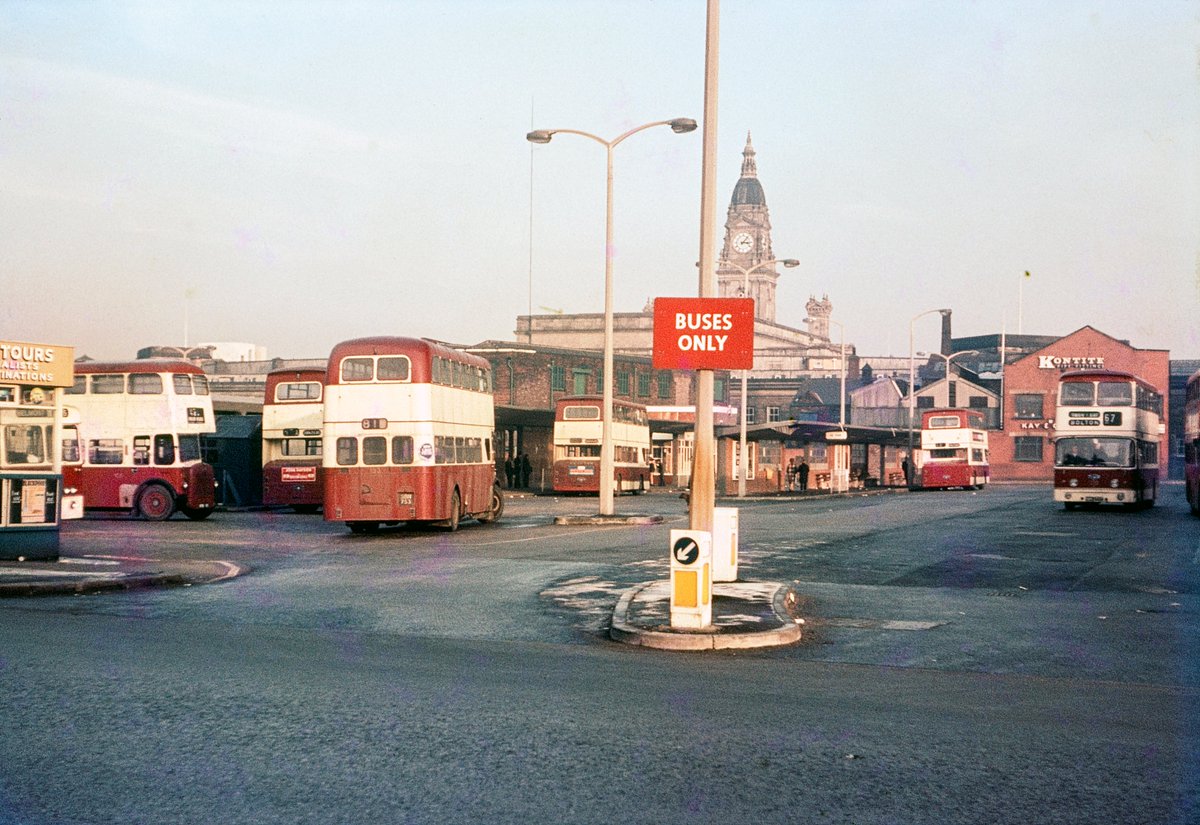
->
519, 453, 532, 488
798, 460, 810, 491
505, 455, 516, 488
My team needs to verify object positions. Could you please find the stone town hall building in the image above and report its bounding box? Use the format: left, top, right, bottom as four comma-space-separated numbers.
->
515, 134, 853, 380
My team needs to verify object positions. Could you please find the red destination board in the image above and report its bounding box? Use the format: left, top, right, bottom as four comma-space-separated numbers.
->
652, 297, 755, 370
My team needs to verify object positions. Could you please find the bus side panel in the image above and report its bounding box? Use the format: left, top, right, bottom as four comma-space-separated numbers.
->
919, 462, 972, 489
78, 466, 188, 510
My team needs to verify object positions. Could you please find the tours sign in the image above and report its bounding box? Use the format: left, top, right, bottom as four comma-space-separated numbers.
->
0, 340, 75, 388
651, 297, 755, 371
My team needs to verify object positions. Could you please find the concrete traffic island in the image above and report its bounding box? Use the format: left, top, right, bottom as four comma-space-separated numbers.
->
610, 579, 804, 651
555, 513, 664, 526
0, 555, 247, 597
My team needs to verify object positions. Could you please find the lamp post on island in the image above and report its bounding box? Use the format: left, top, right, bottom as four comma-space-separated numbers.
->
719, 257, 800, 497
527, 118, 698, 516
907, 308, 952, 487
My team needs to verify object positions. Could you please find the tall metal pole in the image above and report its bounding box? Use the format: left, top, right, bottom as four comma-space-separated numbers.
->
691, 0, 719, 533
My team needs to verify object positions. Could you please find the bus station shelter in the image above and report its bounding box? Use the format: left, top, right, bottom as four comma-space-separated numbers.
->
716, 420, 913, 493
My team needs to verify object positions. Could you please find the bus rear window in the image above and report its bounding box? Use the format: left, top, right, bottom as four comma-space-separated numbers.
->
277, 382, 321, 401
928, 416, 959, 429
376, 357, 410, 382
564, 405, 601, 420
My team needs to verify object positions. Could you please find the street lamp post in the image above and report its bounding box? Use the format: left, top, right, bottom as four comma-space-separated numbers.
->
924, 349, 979, 403
527, 118, 697, 516
907, 308, 951, 487
721, 257, 800, 497
828, 319, 846, 430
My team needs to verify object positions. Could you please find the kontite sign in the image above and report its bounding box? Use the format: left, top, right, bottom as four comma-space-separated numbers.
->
1038, 355, 1105, 370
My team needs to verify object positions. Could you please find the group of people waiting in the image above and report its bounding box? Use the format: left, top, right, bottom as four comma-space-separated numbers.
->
504, 453, 533, 489
785, 458, 811, 492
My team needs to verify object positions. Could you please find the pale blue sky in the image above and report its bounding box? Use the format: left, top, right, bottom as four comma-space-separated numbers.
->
2, 1, 1197, 362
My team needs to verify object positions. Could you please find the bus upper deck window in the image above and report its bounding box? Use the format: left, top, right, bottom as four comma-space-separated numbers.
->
341, 358, 374, 382
174, 374, 194, 395
129, 374, 164, 394
91, 375, 124, 394
1097, 382, 1133, 406
1059, 383, 1094, 406
377, 357, 410, 382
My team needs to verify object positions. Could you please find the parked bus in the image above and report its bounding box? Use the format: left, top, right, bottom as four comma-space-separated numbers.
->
551, 395, 652, 494
1053, 369, 1162, 509
66, 360, 218, 520
1, 340, 78, 560
323, 337, 503, 533
262, 367, 324, 512
1181, 368, 1200, 516
914, 408, 990, 490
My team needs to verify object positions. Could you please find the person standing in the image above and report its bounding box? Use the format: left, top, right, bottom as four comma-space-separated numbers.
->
798, 460, 810, 492
519, 452, 532, 489
505, 455, 516, 488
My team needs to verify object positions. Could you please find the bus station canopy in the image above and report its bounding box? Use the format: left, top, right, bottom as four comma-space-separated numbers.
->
716, 420, 911, 448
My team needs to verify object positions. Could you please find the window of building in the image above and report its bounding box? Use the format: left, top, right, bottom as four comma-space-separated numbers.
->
657, 372, 672, 400
573, 370, 589, 396
968, 396, 988, 408
767, 406, 781, 423
1013, 394, 1044, 419
638, 373, 651, 398
551, 365, 566, 392
947, 381, 957, 407
1013, 436, 1044, 462
715, 378, 726, 402
617, 371, 630, 396
745, 406, 756, 424
916, 396, 935, 409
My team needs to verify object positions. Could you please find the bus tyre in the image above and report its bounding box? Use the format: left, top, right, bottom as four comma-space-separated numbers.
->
181, 507, 213, 521
477, 484, 504, 524
443, 489, 461, 532
137, 484, 176, 521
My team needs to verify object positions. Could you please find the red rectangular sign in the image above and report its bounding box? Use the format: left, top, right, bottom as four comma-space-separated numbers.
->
652, 297, 755, 370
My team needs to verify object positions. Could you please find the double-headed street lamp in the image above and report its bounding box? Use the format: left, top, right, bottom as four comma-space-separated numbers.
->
907, 308, 952, 486
527, 118, 698, 516
719, 257, 799, 497
925, 349, 979, 391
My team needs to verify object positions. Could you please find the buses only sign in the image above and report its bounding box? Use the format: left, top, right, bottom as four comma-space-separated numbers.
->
652, 297, 755, 370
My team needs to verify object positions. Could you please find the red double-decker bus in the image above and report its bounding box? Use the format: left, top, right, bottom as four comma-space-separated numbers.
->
65, 360, 217, 520
323, 337, 503, 533
1185, 368, 1200, 516
261, 368, 324, 512
914, 408, 990, 490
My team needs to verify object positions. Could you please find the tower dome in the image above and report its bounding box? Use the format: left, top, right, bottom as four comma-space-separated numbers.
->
731, 134, 766, 206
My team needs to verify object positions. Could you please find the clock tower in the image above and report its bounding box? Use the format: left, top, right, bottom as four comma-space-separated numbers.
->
718, 133, 783, 323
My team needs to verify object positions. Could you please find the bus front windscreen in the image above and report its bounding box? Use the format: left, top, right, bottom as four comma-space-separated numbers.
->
1055, 437, 1132, 468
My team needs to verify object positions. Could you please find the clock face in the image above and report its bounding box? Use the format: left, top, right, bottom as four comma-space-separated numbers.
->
732, 232, 753, 253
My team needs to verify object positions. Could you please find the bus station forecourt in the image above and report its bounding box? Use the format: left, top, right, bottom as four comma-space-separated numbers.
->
0, 484, 923, 650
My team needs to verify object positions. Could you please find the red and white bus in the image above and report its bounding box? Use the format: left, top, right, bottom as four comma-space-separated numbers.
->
262, 368, 324, 512
914, 408, 990, 490
1053, 369, 1162, 509
323, 337, 503, 533
65, 360, 217, 520
1184, 368, 1200, 516
1, 340, 79, 560
551, 396, 651, 494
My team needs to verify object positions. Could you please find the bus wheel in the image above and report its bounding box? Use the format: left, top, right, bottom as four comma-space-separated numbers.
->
137, 484, 176, 521
477, 484, 504, 523
181, 507, 214, 521
444, 489, 461, 532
